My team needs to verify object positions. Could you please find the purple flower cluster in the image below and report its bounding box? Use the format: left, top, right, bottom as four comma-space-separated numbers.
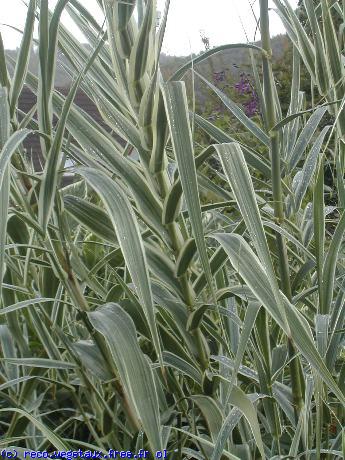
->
234, 73, 252, 95
213, 70, 226, 83
234, 73, 259, 118
243, 92, 259, 117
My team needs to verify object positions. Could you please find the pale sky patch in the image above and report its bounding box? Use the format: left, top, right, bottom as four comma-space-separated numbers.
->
1, 0, 298, 56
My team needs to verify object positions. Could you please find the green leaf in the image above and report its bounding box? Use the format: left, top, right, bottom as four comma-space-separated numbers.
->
175, 428, 240, 460
145, 243, 182, 297
211, 385, 265, 460
0, 129, 32, 191
0, 298, 55, 315
0, 33, 10, 90
163, 81, 214, 300
215, 142, 289, 331
314, 159, 325, 312
76, 167, 162, 366
0, 166, 9, 298
72, 340, 112, 381
225, 302, 261, 404
214, 233, 345, 406
169, 43, 264, 81
0, 87, 10, 297
39, 73, 83, 232
0, 408, 69, 450
175, 238, 197, 277
9, 0, 36, 118
1, 358, 77, 369
191, 395, 223, 442
37, 0, 50, 146
64, 195, 117, 243
288, 106, 327, 171
293, 125, 330, 211
163, 146, 217, 224
93, 88, 148, 162
186, 304, 209, 331
0, 130, 32, 291
88, 303, 162, 453
193, 246, 228, 296
320, 0, 343, 89
0, 87, 10, 148
149, 84, 168, 173
321, 211, 345, 314
47, 0, 70, 92
304, 0, 329, 95
274, 0, 316, 80
214, 233, 285, 334
129, 0, 155, 82
162, 351, 202, 383
289, 375, 314, 457
103, 0, 129, 95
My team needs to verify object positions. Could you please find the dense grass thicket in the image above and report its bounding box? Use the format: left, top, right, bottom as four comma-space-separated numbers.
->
0, 0, 344, 458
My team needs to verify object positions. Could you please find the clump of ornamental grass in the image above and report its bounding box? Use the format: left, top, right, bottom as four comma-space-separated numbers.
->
0, 0, 344, 459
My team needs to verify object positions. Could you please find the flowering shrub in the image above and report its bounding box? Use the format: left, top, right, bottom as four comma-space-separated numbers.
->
234, 72, 260, 117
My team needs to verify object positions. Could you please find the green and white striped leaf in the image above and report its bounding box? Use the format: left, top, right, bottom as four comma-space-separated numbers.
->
211, 385, 265, 460
0, 34, 10, 90
0, 87, 10, 296
163, 81, 214, 299
215, 142, 289, 331
288, 106, 327, 171
129, 0, 155, 83
169, 43, 264, 81
0, 298, 55, 315
293, 125, 330, 211
64, 195, 116, 243
9, 0, 36, 118
0, 408, 69, 450
72, 340, 113, 381
39, 74, 83, 232
0, 129, 32, 191
0, 127, 31, 298
1, 358, 77, 369
191, 395, 223, 442
321, 211, 345, 314
76, 167, 162, 366
214, 232, 345, 406
88, 303, 162, 453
